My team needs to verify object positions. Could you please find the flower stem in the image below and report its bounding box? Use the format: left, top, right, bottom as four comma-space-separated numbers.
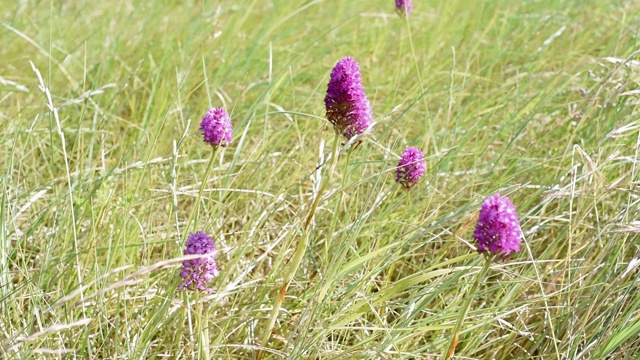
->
195, 293, 210, 360
184, 148, 218, 238
258, 229, 310, 360
258, 136, 341, 359
324, 146, 350, 259
443, 256, 493, 359
202, 300, 210, 360
176, 292, 187, 355
383, 189, 407, 286
305, 136, 340, 229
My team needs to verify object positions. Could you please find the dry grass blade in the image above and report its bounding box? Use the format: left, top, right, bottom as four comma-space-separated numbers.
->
4, 319, 92, 352
75, 254, 213, 307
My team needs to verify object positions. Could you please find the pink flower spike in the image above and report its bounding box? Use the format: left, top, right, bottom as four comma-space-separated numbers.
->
473, 194, 523, 258
395, 147, 425, 189
200, 107, 233, 148
324, 57, 373, 141
178, 232, 220, 292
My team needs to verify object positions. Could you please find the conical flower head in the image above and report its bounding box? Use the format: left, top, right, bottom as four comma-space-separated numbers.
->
395, 0, 412, 15
324, 57, 373, 140
179, 232, 220, 292
473, 194, 522, 257
396, 147, 425, 189
200, 107, 233, 148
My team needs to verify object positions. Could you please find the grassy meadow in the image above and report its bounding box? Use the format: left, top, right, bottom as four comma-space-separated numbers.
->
2, 0, 640, 358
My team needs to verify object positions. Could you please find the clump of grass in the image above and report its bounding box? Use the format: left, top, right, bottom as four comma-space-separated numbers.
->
2, 0, 640, 358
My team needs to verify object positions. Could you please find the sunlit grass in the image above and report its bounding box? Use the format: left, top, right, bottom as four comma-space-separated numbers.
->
2, 0, 640, 358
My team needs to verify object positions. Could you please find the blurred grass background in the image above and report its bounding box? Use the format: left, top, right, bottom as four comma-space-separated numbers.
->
1, 0, 640, 358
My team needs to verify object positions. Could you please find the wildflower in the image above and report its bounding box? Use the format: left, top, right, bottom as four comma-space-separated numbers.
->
200, 108, 233, 147
395, 147, 425, 189
395, 0, 412, 15
473, 194, 522, 257
179, 232, 220, 291
324, 57, 373, 140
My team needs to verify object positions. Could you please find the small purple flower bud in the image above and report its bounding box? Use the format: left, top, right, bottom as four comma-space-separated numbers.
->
473, 194, 523, 257
324, 57, 373, 140
396, 147, 425, 189
395, 0, 412, 15
200, 108, 233, 147
179, 232, 220, 292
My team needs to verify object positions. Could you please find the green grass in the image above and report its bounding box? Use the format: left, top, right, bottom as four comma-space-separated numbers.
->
2, 0, 640, 358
